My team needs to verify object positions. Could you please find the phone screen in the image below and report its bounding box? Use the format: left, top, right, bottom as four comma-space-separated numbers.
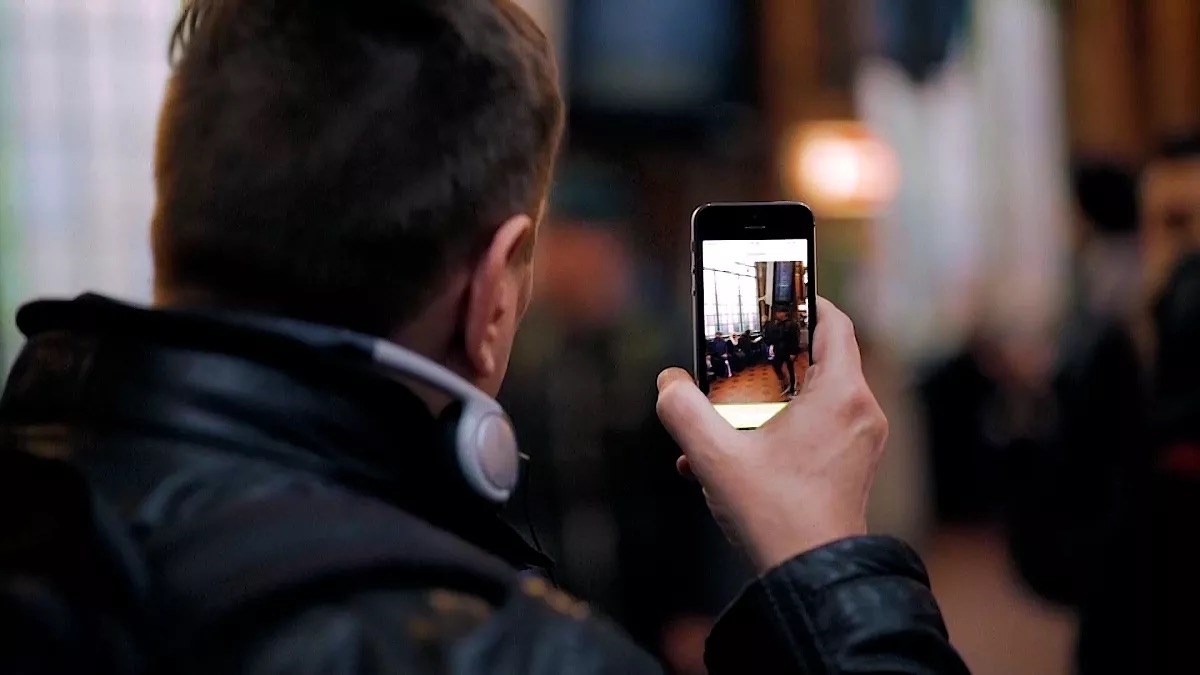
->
700, 237, 811, 429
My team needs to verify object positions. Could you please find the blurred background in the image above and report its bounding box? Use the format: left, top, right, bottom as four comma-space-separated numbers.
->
3, 1, 1199, 673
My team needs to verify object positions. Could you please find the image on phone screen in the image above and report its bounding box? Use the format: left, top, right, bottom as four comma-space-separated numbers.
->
700, 237, 811, 429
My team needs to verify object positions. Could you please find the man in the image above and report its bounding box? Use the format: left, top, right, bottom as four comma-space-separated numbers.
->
0, 2, 968, 673
708, 331, 733, 378
764, 305, 802, 396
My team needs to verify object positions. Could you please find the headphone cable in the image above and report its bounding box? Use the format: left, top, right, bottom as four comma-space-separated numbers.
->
519, 452, 558, 587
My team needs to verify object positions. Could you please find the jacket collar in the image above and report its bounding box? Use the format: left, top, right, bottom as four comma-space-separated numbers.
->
5, 294, 549, 570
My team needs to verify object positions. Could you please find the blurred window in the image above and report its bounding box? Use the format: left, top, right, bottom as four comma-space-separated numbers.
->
0, 1, 176, 365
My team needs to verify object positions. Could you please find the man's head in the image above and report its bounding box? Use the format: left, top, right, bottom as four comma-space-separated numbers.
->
774, 307, 789, 322
1143, 137, 1200, 302
152, 0, 563, 395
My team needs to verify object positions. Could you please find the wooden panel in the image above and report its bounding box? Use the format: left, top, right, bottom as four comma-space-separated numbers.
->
761, 0, 855, 131
761, 0, 857, 197
1144, 0, 1200, 140
761, 0, 816, 140
1062, 0, 1145, 160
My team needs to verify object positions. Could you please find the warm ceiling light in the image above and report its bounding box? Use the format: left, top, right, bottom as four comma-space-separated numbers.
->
785, 121, 900, 219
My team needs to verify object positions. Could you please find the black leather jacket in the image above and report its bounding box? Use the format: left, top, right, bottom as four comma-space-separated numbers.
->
0, 295, 969, 674
764, 319, 802, 357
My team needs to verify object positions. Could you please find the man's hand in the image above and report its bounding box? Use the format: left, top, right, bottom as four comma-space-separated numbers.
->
656, 297, 888, 573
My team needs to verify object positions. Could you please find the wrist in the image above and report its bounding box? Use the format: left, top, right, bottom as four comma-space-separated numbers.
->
735, 502, 867, 574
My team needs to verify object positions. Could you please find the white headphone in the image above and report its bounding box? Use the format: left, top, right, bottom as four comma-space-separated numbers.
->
370, 340, 520, 504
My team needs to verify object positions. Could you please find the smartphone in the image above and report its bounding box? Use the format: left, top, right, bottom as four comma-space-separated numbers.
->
692, 202, 816, 429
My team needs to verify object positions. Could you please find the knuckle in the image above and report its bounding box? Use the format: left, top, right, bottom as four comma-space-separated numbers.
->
851, 410, 887, 449
838, 380, 876, 418
828, 306, 852, 333
843, 321, 862, 351
842, 314, 856, 335
837, 381, 888, 444
868, 406, 890, 445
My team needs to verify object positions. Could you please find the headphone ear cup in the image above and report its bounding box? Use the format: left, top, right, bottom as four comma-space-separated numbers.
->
435, 400, 519, 504
455, 403, 519, 503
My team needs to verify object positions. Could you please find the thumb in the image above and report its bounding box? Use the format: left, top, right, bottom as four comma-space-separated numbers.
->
656, 368, 734, 458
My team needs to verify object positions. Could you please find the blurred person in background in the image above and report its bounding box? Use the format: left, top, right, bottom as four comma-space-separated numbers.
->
0, 1, 975, 674
1005, 142, 1200, 675
1148, 251, 1200, 675
496, 220, 727, 660
1001, 159, 1148, 674
1121, 137, 1200, 675
916, 328, 1006, 524
1003, 160, 1145, 604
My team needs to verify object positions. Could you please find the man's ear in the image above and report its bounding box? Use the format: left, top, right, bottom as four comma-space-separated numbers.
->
463, 214, 535, 380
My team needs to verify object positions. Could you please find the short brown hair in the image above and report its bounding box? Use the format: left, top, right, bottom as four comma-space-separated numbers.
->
153, 0, 563, 335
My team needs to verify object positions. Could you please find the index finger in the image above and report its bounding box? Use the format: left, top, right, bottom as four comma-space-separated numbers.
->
811, 296, 862, 374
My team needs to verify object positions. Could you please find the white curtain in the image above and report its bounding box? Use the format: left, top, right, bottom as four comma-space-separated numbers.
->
855, 0, 1069, 360
853, 0, 1070, 541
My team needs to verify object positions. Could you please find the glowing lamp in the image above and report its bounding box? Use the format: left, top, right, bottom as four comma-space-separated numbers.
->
785, 121, 900, 219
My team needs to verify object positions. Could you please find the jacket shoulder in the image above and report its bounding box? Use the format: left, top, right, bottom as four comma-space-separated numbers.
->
179, 578, 662, 675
